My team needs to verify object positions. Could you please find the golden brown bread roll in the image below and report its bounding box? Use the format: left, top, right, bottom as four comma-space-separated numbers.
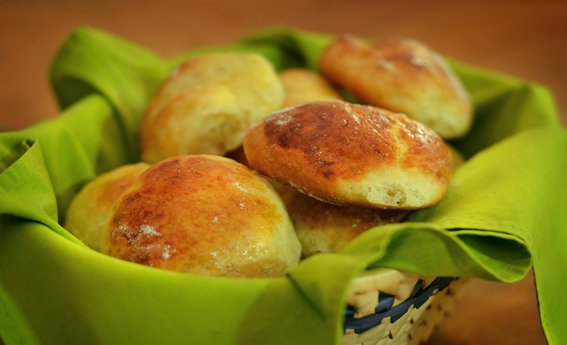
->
140, 53, 284, 163
279, 68, 342, 107
101, 155, 301, 277
320, 35, 473, 139
64, 163, 150, 251
279, 144, 463, 257
243, 101, 452, 209
278, 185, 408, 257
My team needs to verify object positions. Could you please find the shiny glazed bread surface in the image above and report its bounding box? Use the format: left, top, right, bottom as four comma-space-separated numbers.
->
102, 155, 301, 277
320, 35, 473, 139
244, 101, 452, 209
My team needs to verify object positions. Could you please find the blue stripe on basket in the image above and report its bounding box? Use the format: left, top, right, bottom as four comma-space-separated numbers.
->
344, 293, 395, 319
344, 277, 454, 334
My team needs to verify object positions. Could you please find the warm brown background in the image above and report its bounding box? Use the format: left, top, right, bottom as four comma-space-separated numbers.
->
1, 0, 565, 344
1, 0, 566, 130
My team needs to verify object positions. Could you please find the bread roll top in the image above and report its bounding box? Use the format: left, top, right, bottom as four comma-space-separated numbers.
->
320, 35, 473, 139
244, 101, 452, 209
102, 155, 301, 277
140, 53, 283, 162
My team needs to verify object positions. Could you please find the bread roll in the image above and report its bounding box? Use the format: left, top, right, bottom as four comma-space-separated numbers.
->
279, 68, 342, 107
140, 53, 284, 163
101, 155, 301, 278
243, 101, 452, 209
278, 143, 462, 258
64, 163, 150, 251
279, 185, 408, 257
320, 35, 473, 139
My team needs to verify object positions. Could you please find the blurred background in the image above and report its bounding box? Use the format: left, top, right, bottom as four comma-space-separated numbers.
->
1, 0, 565, 344
1, 0, 566, 129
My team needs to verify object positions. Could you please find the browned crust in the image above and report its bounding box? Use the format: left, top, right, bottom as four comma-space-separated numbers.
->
243, 101, 451, 208
319, 35, 472, 138
102, 155, 295, 277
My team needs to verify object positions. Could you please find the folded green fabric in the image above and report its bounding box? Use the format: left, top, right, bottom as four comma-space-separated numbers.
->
0, 27, 565, 345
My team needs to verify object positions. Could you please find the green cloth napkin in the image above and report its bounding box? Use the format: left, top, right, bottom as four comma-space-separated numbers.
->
0, 27, 565, 345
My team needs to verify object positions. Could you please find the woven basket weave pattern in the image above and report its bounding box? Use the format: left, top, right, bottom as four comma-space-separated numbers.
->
343, 271, 465, 345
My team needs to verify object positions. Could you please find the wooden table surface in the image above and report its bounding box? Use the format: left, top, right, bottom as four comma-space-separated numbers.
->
1, 0, 565, 344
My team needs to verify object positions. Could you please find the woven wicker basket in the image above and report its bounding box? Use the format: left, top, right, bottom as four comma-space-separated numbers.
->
343, 269, 464, 345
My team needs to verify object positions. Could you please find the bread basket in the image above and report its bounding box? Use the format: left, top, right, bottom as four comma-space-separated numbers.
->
0, 27, 565, 345
343, 269, 463, 345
